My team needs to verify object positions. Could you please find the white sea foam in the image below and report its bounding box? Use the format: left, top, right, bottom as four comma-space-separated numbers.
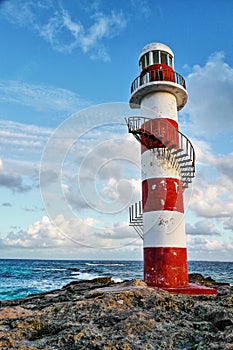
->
112, 277, 123, 283
71, 272, 100, 280
2, 260, 231, 302
85, 263, 126, 267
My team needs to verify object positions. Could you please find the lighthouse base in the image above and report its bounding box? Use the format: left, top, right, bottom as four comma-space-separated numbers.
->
143, 248, 217, 295
150, 283, 217, 295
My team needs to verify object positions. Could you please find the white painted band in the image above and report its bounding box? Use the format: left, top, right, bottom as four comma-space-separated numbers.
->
141, 149, 180, 180
141, 91, 178, 120
143, 210, 186, 248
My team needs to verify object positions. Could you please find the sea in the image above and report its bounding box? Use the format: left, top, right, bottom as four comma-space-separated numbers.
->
0, 259, 233, 301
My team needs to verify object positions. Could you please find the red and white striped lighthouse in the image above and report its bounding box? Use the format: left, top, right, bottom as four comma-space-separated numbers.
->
127, 42, 217, 294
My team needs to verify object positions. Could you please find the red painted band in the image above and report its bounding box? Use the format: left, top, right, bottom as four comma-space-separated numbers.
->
140, 64, 174, 83
142, 178, 184, 213
144, 247, 188, 288
141, 117, 178, 130
140, 118, 178, 153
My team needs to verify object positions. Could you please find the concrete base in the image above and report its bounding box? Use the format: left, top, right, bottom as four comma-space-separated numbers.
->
151, 283, 217, 295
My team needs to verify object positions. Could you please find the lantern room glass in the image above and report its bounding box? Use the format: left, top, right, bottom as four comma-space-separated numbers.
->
140, 50, 173, 71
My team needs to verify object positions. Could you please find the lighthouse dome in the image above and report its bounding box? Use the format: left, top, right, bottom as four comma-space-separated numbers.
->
139, 42, 174, 71
139, 42, 174, 61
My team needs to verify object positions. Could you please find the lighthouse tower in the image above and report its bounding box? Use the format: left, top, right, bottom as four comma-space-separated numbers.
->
126, 42, 217, 294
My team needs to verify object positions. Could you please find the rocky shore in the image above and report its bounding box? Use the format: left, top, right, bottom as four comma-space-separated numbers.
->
0, 274, 232, 350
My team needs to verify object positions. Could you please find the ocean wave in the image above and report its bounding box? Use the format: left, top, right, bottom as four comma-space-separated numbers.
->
71, 271, 122, 283
71, 272, 101, 280
85, 263, 126, 267
112, 277, 123, 283
34, 268, 67, 272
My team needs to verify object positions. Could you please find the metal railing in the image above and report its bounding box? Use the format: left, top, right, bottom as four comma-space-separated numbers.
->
129, 201, 143, 239
131, 69, 186, 94
125, 116, 195, 190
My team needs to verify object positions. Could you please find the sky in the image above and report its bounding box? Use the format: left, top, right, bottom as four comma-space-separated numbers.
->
1, 0, 233, 261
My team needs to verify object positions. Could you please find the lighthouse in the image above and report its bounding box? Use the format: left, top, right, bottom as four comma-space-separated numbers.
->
126, 42, 217, 294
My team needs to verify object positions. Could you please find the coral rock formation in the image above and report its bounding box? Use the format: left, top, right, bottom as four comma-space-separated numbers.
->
0, 275, 232, 349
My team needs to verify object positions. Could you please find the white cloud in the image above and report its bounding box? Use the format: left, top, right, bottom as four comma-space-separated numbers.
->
186, 139, 233, 220
0, 80, 89, 113
0, 171, 31, 193
192, 139, 216, 166
186, 220, 221, 236
1, 214, 140, 250
99, 177, 141, 204
214, 153, 233, 180
40, 9, 126, 60
0, 120, 53, 184
130, 0, 150, 19
40, 169, 59, 187
185, 52, 233, 137
60, 135, 141, 215
0, 120, 56, 194
189, 178, 233, 219
180, 52, 233, 252
1, 1, 127, 61
0, 159, 32, 193
187, 235, 233, 261
3, 216, 66, 249
0, 120, 51, 149
223, 217, 233, 232
61, 175, 141, 217
3, 212, 233, 261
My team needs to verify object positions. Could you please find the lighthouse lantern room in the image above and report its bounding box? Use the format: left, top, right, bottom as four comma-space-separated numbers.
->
126, 42, 217, 295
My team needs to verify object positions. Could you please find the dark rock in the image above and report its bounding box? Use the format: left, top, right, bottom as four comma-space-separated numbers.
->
214, 318, 232, 331
189, 273, 230, 286
0, 275, 232, 349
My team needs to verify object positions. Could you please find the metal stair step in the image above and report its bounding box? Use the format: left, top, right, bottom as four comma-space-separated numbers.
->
168, 143, 177, 150
178, 158, 190, 164
174, 153, 188, 159
171, 148, 183, 155
182, 177, 192, 182
163, 140, 170, 146
181, 171, 193, 176
126, 116, 195, 191
180, 164, 193, 168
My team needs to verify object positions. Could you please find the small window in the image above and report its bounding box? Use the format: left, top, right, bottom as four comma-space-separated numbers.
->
139, 59, 143, 70
145, 52, 150, 67
168, 55, 173, 67
152, 51, 159, 64
140, 55, 146, 70
161, 52, 167, 65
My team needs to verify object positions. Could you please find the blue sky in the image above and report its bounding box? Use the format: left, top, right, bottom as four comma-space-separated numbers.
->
1, 0, 233, 261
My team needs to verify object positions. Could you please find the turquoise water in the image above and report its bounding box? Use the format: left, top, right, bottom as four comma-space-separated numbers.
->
0, 259, 232, 300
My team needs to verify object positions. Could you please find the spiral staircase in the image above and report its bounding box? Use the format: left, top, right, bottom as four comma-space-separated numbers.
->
125, 116, 195, 239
